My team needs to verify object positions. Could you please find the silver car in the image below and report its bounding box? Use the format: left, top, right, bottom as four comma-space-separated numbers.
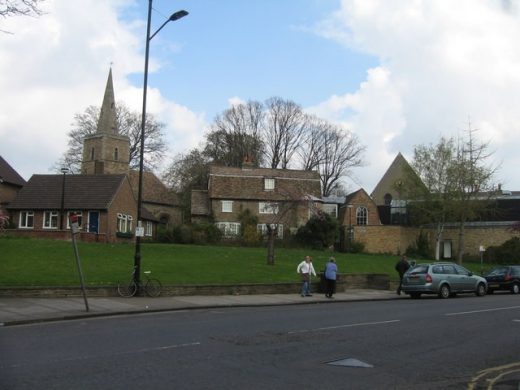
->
402, 262, 487, 299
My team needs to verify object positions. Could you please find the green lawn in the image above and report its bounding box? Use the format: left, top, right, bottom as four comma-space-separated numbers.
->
0, 237, 487, 287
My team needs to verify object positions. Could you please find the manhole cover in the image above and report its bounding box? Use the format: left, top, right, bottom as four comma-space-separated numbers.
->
326, 358, 373, 368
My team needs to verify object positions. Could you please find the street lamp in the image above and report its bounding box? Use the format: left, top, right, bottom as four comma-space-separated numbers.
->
133, 2, 188, 292
60, 167, 69, 230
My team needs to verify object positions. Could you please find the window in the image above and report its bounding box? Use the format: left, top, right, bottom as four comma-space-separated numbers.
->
114, 147, 119, 161
19, 211, 34, 228
90, 147, 95, 160
43, 211, 59, 229
259, 202, 279, 214
117, 213, 133, 233
322, 204, 337, 218
257, 223, 284, 239
145, 221, 153, 237
356, 206, 368, 225
66, 211, 83, 230
221, 200, 233, 213
264, 178, 275, 190
384, 193, 392, 206
215, 222, 241, 237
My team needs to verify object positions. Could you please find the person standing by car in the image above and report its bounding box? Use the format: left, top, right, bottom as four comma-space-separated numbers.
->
395, 255, 410, 295
297, 255, 316, 297
324, 257, 338, 298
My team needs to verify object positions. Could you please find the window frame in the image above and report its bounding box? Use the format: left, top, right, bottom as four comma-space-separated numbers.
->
264, 178, 275, 191
257, 223, 284, 239
356, 206, 368, 225
259, 202, 279, 214
19, 211, 34, 229
43, 211, 59, 229
221, 200, 233, 213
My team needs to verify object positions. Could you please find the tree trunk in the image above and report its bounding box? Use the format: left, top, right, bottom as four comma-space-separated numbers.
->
266, 227, 276, 265
457, 222, 465, 264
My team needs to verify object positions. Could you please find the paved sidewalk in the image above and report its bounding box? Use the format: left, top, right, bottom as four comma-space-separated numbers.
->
0, 289, 404, 326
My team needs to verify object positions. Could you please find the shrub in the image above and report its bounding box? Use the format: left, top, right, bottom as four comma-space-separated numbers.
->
349, 240, 365, 253
192, 223, 222, 245
242, 224, 262, 246
484, 237, 520, 264
296, 211, 338, 250
405, 230, 431, 259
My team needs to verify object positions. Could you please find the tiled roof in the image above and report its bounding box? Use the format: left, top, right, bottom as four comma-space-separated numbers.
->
209, 165, 321, 200
127, 170, 179, 206
0, 156, 26, 187
7, 174, 128, 210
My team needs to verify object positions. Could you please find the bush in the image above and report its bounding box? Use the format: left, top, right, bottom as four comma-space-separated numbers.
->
484, 237, 520, 264
242, 224, 262, 246
192, 223, 222, 245
349, 240, 365, 253
296, 212, 338, 250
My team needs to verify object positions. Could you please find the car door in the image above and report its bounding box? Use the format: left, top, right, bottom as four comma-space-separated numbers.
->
453, 264, 475, 291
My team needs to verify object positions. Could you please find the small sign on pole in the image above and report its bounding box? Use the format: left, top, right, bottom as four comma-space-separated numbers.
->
479, 245, 486, 275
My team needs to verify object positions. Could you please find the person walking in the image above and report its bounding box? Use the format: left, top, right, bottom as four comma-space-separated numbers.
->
395, 255, 411, 295
297, 255, 316, 297
324, 257, 338, 298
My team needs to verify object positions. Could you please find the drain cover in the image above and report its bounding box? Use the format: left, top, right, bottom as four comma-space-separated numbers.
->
326, 358, 373, 368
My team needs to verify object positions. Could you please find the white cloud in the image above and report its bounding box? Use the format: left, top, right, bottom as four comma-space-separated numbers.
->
313, 0, 520, 191
0, 0, 205, 180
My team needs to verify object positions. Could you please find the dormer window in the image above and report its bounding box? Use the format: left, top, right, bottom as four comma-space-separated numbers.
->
264, 178, 275, 190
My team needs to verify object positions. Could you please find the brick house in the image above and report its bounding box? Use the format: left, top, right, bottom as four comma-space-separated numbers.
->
6, 174, 157, 242
0, 156, 26, 217
191, 164, 322, 239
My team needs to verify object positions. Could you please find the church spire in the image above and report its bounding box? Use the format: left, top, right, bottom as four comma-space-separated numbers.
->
97, 68, 118, 135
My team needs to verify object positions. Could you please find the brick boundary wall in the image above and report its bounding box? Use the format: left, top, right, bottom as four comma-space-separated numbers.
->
0, 273, 391, 298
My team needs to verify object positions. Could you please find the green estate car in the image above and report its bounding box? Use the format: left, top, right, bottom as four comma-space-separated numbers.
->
402, 262, 487, 299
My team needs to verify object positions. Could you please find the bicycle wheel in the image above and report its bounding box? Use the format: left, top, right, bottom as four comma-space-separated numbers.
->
117, 280, 138, 297
145, 278, 162, 297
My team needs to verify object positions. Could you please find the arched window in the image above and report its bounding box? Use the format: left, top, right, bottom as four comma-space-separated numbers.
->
356, 206, 368, 225
90, 147, 95, 160
114, 147, 119, 161
384, 193, 392, 206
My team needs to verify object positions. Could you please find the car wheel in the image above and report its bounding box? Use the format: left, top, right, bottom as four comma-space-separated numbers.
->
410, 292, 421, 299
511, 283, 520, 295
439, 284, 450, 299
476, 283, 486, 297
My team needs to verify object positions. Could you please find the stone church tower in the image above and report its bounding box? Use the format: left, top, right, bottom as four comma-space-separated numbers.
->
81, 69, 130, 175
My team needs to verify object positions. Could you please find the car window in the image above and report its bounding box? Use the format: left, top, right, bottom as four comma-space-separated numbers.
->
488, 267, 508, 276
432, 265, 443, 274
454, 265, 470, 276
444, 265, 458, 275
512, 267, 520, 276
409, 265, 428, 274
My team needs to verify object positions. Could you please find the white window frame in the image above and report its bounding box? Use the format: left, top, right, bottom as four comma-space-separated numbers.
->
356, 206, 368, 226
19, 211, 34, 228
259, 202, 279, 214
264, 178, 275, 190
257, 223, 284, 239
145, 221, 153, 237
117, 213, 133, 233
43, 211, 59, 229
215, 222, 241, 237
221, 200, 233, 213
322, 204, 338, 218
66, 211, 83, 230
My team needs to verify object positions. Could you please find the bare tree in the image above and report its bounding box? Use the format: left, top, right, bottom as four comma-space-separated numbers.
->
298, 115, 327, 171
263, 97, 305, 169
318, 124, 365, 197
1, 0, 44, 33
55, 102, 167, 173
203, 101, 264, 167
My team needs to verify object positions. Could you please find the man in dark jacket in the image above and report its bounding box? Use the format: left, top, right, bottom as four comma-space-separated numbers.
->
395, 255, 410, 295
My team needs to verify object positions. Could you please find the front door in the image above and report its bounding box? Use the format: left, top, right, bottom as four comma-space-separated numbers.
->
88, 211, 99, 233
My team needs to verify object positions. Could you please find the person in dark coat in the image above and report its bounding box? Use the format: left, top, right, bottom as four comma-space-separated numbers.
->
324, 257, 338, 298
395, 255, 411, 295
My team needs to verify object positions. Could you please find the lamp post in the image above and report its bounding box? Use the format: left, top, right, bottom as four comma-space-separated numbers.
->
60, 167, 69, 230
133, 2, 188, 291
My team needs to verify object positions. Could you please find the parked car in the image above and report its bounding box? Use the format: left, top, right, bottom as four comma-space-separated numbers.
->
402, 262, 487, 299
484, 265, 520, 294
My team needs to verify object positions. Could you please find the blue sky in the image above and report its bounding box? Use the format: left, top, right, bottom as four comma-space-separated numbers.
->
1, 0, 520, 193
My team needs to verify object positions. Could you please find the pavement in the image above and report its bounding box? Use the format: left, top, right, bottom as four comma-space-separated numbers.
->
0, 289, 404, 326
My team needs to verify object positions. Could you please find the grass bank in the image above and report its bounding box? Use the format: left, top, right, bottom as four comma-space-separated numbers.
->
0, 237, 485, 287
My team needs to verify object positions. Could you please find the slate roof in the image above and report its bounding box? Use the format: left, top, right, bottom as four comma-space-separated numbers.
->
7, 174, 129, 210
0, 156, 26, 187
127, 170, 179, 206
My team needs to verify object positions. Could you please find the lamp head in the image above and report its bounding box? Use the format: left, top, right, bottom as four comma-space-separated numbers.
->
169, 10, 188, 21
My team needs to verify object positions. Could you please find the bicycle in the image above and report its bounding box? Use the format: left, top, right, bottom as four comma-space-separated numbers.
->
117, 269, 162, 297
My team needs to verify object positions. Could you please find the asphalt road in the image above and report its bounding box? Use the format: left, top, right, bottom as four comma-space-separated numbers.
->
1, 293, 519, 389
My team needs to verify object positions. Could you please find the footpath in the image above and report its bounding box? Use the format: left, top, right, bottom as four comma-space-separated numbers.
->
0, 289, 404, 326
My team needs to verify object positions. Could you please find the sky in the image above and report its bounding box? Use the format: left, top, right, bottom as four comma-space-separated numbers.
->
1, 0, 520, 193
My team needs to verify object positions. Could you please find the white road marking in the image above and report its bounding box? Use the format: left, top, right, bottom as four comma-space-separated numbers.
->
288, 319, 400, 334
445, 305, 520, 316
